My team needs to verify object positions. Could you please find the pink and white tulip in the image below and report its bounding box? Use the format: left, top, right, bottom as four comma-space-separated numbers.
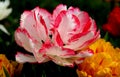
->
52, 4, 100, 50
15, 4, 100, 66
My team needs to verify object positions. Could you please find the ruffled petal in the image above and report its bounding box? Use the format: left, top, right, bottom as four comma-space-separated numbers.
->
53, 4, 67, 20
74, 49, 94, 64
15, 28, 42, 53
20, 7, 51, 42
65, 30, 100, 50
46, 47, 75, 66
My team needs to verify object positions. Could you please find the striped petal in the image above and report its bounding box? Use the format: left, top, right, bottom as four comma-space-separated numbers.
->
15, 28, 41, 53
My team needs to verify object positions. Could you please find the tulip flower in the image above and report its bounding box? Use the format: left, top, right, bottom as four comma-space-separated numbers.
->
103, 6, 120, 36
15, 4, 100, 66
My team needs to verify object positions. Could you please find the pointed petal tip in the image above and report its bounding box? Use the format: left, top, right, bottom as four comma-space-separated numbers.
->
16, 52, 37, 63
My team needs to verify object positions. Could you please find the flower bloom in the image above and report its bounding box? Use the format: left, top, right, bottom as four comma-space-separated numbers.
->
0, 54, 14, 77
77, 39, 120, 77
0, 0, 12, 35
15, 4, 100, 66
102, 6, 120, 36
0, 0, 12, 20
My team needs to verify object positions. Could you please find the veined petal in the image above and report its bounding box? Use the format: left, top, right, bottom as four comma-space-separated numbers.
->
77, 12, 90, 32
16, 52, 37, 63
71, 14, 80, 32
64, 30, 100, 50
20, 7, 50, 43
46, 46, 75, 58
53, 11, 66, 28
68, 31, 90, 43
74, 49, 94, 64
14, 29, 22, 47
33, 40, 51, 63
48, 55, 74, 67
78, 30, 100, 49
33, 7, 52, 34
20, 11, 43, 42
54, 11, 77, 44
53, 4, 67, 20
39, 40, 75, 58
38, 41, 75, 66
76, 49, 93, 58
46, 47, 75, 66
15, 28, 42, 53
81, 19, 97, 33
52, 30, 64, 47
33, 49, 50, 63
68, 6, 81, 16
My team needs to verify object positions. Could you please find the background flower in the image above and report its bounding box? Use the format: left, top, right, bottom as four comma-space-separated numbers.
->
77, 39, 120, 77
0, 54, 14, 77
102, 6, 120, 36
0, 0, 12, 20
0, 0, 12, 35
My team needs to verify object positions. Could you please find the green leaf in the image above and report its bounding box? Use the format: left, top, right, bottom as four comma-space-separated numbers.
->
3, 66, 10, 77
104, 32, 109, 41
0, 24, 10, 35
42, 70, 46, 77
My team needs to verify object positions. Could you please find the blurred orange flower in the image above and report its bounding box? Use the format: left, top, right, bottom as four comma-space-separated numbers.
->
0, 54, 14, 77
77, 39, 120, 77
103, 6, 120, 36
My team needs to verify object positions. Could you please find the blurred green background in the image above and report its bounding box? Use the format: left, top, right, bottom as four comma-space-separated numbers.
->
0, 0, 120, 77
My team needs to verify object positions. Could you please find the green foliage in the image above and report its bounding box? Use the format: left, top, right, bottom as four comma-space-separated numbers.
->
3, 66, 10, 77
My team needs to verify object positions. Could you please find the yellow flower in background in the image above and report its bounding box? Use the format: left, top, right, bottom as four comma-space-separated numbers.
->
77, 39, 120, 77
0, 54, 14, 77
